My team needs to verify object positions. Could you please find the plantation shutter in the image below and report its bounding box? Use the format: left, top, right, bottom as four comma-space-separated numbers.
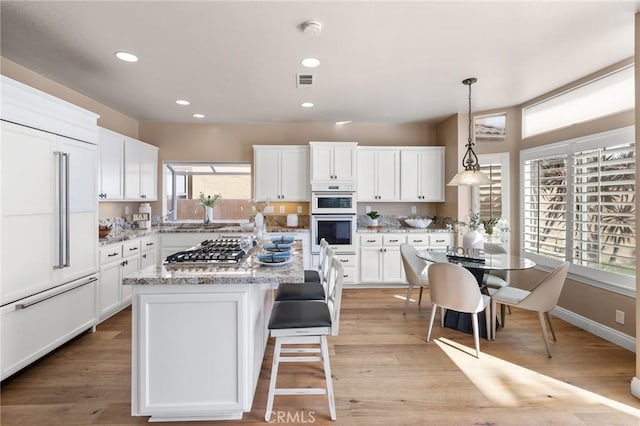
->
478, 163, 502, 221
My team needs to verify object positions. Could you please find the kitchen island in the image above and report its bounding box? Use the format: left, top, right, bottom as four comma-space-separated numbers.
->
123, 244, 303, 422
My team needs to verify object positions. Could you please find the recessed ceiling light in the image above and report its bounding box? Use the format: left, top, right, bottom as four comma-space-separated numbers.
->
193, 113, 205, 118
301, 58, 320, 68
114, 51, 138, 62
301, 102, 314, 108
336, 121, 352, 126
176, 99, 190, 106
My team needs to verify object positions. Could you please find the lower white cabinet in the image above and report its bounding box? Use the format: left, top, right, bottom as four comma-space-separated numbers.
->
1, 276, 98, 380
334, 252, 358, 284
359, 234, 405, 283
131, 283, 273, 421
358, 232, 454, 285
98, 235, 158, 322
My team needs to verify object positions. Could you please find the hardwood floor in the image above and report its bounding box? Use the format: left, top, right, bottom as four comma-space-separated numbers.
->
2, 288, 639, 425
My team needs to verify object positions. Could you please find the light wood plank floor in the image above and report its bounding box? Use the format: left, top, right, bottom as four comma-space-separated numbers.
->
2, 288, 639, 425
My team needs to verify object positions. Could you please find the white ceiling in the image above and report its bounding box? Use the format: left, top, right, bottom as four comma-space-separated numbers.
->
1, 1, 638, 124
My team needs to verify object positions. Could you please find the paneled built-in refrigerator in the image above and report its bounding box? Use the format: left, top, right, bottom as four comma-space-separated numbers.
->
0, 77, 100, 380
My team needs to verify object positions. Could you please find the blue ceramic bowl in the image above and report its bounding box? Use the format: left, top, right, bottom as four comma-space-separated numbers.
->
263, 243, 293, 252
257, 251, 291, 263
271, 236, 295, 244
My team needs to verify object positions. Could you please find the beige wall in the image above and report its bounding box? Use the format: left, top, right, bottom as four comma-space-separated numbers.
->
1, 57, 139, 138
139, 121, 438, 214
435, 114, 459, 219
635, 12, 639, 373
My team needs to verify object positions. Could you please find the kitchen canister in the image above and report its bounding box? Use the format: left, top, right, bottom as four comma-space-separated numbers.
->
138, 203, 152, 230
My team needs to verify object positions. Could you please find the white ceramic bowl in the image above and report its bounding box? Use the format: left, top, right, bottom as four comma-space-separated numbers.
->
240, 222, 255, 231
405, 218, 433, 229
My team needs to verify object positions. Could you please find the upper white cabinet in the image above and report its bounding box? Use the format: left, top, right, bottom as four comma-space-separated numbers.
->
357, 147, 400, 201
400, 147, 445, 202
98, 127, 124, 200
309, 141, 357, 184
253, 145, 309, 201
124, 136, 158, 201
99, 127, 158, 201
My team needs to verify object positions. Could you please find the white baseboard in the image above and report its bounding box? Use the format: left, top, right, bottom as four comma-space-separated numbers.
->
553, 306, 636, 353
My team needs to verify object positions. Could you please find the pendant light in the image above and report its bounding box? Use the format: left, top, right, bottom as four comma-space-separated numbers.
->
448, 78, 491, 186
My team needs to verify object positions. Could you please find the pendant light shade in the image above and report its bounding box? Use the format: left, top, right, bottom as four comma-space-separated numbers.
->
448, 78, 491, 186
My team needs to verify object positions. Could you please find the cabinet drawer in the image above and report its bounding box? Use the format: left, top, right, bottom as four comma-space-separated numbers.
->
341, 266, 357, 285
100, 245, 122, 263
123, 240, 141, 257
360, 234, 382, 246
429, 234, 453, 247
407, 235, 428, 246
383, 235, 405, 246
140, 236, 157, 252
334, 253, 357, 267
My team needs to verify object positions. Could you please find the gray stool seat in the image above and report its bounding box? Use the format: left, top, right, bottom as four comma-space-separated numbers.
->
304, 270, 321, 283
268, 300, 331, 329
275, 282, 325, 301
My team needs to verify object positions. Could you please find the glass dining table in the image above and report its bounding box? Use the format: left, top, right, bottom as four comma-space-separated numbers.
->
415, 249, 536, 339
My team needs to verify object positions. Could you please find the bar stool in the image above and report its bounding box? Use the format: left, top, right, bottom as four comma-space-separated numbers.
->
265, 256, 344, 421
303, 238, 329, 283
274, 242, 332, 302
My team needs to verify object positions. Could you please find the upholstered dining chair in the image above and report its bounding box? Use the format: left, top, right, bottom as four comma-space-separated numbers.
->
482, 242, 511, 322
426, 262, 491, 358
265, 256, 344, 421
490, 262, 570, 357
275, 242, 332, 302
400, 243, 429, 314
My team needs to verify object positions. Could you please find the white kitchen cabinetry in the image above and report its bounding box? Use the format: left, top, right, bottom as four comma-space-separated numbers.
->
400, 147, 445, 202
124, 136, 158, 201
140, 235, 158, 270
253, 145, 309, 201
131, 283, 273, 421
98, 236, 154, 322
359, 234, 405, 283
309, 141, 357, 184
357, 147, 400, 201
98, 127, 124, 200
334, 252, 358, 285
407, 233, 454, 251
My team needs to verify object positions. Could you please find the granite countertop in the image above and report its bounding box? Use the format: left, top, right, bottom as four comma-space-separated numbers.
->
357, 227, 453, 233
122, 242, 304, 285
99, 224, 309, 246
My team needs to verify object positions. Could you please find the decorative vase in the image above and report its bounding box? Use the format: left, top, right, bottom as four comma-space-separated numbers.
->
369, 218, 379, 227
254, 212, 264, 229
462, 229, 484, 249
204, 206, 214, 224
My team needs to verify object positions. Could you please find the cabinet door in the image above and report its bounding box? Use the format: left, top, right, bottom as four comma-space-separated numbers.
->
140, 251, 156, 270
382, 246, 404, 282
1, 122, 56, 305
357, 150, 377, 201
139, 142, 158, 201
99, 261, 122, 319
310, 144, 334, 182
98, 128, 124, 200
253, 148, 281, 201
400, 150, 421, 201
124, 138, 142, 200
58, 136, 98, 213
121, 255, 139, 305
377, 150, 400, 201
333, 145, 356, 182
420, 149, 445, 201
280, 148, 309, 201
359, 247, 382, 283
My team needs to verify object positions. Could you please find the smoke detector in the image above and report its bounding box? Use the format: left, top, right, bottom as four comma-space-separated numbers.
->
301, 20, 322, 35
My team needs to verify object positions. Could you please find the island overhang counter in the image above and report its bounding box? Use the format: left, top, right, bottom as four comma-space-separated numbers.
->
123, 248, 304, 423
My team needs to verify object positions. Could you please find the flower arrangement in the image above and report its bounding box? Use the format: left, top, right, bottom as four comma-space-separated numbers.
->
466, 211, 482, 231
366, 211, 380, 220
198, 192, 221, 207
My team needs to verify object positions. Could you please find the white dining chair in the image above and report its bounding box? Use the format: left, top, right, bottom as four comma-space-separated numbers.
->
490, 262, 569, 357
265, 256, 344, 421
400, 243, 429, 314
426, 262, 491, 358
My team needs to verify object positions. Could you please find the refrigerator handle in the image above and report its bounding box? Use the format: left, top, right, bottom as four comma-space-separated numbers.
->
63, 152, 70, 268
53, 151, 70, 269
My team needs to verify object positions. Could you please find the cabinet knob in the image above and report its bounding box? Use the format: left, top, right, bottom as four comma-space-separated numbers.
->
340, 259, 349, 263
142, 254, 147, 259
414, 239, 423, 243
141, 194, 146, 199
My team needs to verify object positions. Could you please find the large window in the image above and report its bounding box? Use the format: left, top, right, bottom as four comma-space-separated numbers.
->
476, 153, 509, 222
164, 162, 252, 221
522, 65, 634, 138
521, 126, 635, 292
